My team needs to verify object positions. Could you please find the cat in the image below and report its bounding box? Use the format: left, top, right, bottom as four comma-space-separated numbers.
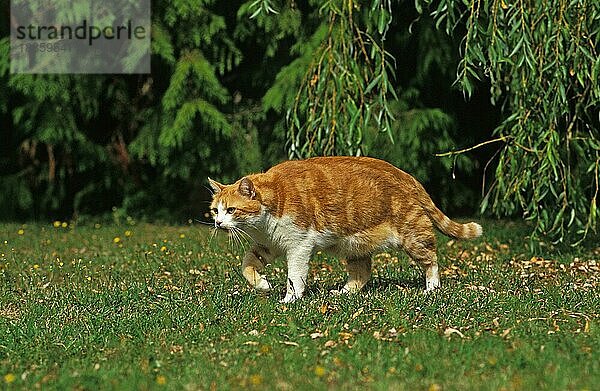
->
208, 156, 482, 303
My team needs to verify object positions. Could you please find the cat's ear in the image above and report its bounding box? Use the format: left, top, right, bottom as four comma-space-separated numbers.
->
238, 177, 256, 199
208, 177, 225, 194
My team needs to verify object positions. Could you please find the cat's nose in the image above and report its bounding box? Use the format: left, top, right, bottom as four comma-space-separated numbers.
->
215, 219, 223, 228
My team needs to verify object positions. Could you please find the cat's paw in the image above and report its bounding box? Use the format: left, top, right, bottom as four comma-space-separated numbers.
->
329, 287, 350, 296
280, 293, 300, 303
254, 278, 272, 292
424, 284, 441, 293
425, 279, 440, 292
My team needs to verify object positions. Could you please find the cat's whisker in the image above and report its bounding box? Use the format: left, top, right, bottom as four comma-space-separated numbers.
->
235, 226, 253, 243
194, 219, 215, 226
231, 227, 249, 245
230, 227, 249, 252
208, 227, 218, 246
227, 231, 234, 251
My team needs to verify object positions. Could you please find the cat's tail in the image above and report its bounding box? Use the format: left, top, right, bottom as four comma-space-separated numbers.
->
412, 178, 483, 240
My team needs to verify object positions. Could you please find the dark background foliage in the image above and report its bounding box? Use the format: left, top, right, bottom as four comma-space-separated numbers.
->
1, 0, 497, 222
2, 0, 596, 245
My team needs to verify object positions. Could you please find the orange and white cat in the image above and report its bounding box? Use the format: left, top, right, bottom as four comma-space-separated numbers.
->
209, 156, 482, 303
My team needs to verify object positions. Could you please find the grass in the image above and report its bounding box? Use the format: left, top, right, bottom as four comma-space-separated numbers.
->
0, 220, 598, 390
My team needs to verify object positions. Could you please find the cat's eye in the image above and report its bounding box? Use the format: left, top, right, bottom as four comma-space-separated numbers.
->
210, 208, 218, 214
226, 207, 236, 214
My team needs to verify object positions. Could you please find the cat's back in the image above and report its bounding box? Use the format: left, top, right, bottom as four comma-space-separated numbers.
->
265, 156, 408, 185
256, 157, 416, 233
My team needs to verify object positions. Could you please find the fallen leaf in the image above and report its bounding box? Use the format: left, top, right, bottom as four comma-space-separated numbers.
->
351, 307, 364, 319
339, 332, 353, 340
444, 327, 465, 338
584, 319, 590, 333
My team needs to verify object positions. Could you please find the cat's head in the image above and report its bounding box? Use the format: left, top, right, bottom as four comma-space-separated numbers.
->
208, 177, 262, 230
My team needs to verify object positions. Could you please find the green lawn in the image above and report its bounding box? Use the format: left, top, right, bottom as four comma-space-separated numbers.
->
1, 221, 598, 390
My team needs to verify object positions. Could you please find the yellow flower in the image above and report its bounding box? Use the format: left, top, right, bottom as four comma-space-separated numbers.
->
156, 375, 167, 385
4, 373, 15, 383
33, 264, 40, 270
61, 222, 68, 228
314, 365, 326, 377
17, 229, 24, 235
53, 221, 61, 228
249, 374, 262, 386
179, 233, 186, 238
125, 230, 132, 237
113, 237, 121, 243
260, 345, 271, 354
160, 246, 167, 252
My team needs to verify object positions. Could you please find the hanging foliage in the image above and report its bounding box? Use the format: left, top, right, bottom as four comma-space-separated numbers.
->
256, 0, 397, 157
418, 0, 599, 245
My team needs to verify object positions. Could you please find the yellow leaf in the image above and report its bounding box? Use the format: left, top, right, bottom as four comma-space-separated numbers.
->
324, 340, 336, 348
320, 304, 328, 314
584, 319, 590, 333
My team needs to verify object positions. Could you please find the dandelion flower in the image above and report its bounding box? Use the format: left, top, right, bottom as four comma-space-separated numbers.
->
53, 221, 61, 228
249, 374, 262, 386
17, 229, 24, 235
3, 373, 15, 383
61, 222, 68, 228
314, 365, 326, 377
160, 246, 167, 252
125, 230, 132, 237
179, 233, 186, 239
156, 375, 166, 385
113, 237, 121, 243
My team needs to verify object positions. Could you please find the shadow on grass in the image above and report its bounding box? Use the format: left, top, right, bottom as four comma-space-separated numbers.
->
302, 276, 423, 298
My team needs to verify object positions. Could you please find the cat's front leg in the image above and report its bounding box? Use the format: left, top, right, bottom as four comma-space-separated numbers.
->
281, 247, 312, 303
242, 246, 273, 292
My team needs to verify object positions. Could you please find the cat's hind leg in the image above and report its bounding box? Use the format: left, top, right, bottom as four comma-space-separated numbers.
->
242, 246, 273, 292
403, 231, 439, 291
331, 256, 372, 295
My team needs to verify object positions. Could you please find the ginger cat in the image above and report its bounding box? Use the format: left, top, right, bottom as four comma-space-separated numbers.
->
208, 156, 482, 303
